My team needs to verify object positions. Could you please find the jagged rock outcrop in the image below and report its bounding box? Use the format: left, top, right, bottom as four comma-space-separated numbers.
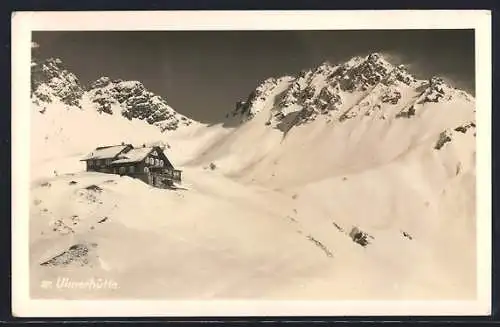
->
420, 76, 448, 104
434, 130, 453, 150
435, 121, 476, 151
349, 226, 374, 247
338, 53, 392, 92
454, 121, 476, 134
31, 58, 84, 108
381, 88, 402, 105
87, 77, 194, 131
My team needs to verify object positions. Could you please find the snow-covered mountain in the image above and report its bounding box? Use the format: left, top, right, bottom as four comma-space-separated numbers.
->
31, 57, 195, 132
198, 52, 475, 187
226, 53, 474, 131
29, 52, 477, 300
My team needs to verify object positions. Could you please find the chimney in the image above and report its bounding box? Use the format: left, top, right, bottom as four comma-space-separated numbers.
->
143, 143, 146, 148
121, 141, 125, 145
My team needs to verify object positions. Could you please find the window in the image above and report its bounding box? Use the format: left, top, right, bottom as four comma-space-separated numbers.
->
146, 157, 150, 165
173, 171, 180, 180
106, 159, 111, 165
88, 160, 93, 167
155, 158, 160, 166
160, 160, 164, 167
144, 167, 149, 173
119, 167, 126, 174
129, 166, 135, 173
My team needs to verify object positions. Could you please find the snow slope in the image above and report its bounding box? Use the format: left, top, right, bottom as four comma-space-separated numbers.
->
30, 166, 474, 300
29, 53, 477, 300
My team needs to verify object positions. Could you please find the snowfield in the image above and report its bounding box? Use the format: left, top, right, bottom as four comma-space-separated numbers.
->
29, 53, 477, 300
30, 166, 475, 300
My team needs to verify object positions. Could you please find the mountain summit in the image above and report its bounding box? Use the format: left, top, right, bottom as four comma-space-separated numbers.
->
226, 53, 474, 134
86, 76, 194, 132
31, 57, 195, 132
31, 57, 84, 108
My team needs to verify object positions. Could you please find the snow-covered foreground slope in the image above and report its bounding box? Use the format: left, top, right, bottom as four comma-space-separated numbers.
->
30, 120, 476, 300
31, 166, 474, 300
29, 53, 476, 300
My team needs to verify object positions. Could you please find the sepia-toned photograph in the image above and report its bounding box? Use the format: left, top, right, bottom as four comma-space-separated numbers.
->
12, 10, 491, 317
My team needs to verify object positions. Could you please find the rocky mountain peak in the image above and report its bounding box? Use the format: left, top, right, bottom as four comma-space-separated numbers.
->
87, 76, 195, 132
227, 53, 474, 135
31, 57, 196, 133
366, 52, 382, 62
31, 57, 84, 108
338, 53, 396, 91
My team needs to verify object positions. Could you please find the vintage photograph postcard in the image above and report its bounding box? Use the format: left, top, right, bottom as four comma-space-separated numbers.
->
12, 10, 491, 317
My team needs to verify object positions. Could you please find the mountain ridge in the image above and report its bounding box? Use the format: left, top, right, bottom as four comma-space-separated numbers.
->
226, 52, 475, 134
186, 52, 476, 188
31, 57, 196, 133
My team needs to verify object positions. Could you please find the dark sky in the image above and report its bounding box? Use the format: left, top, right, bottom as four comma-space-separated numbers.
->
32, 30, 475, 123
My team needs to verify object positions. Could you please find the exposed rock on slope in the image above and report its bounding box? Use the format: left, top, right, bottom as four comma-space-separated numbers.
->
40, 243, 97, 267
435, 121, 477, 151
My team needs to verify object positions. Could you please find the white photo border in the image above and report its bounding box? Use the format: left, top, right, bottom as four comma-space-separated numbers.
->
11, 10, 492, 317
